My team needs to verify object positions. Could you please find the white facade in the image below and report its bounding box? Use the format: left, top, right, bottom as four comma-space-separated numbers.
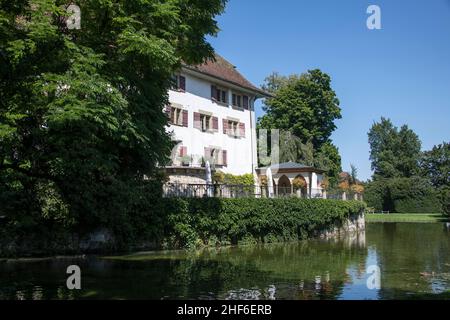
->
166, 68, 262, 176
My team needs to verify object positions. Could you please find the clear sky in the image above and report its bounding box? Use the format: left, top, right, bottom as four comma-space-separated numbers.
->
207, 0, 450, 181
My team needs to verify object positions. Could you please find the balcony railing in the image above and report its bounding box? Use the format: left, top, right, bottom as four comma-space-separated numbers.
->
162, 183, 363, 200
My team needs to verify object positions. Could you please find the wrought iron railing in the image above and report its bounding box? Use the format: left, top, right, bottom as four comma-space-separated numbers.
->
162, 183, 363, 200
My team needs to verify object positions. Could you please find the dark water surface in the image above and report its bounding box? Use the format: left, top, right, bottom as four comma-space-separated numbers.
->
1, 223, 449, 300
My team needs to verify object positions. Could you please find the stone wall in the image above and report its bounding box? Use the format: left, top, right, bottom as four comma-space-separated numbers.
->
317, 212, 365, 240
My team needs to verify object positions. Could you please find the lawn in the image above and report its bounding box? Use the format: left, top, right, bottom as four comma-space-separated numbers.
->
365, 213, 449, 223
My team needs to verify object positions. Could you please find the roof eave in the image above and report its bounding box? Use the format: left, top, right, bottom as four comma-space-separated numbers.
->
182, 65, 272, 99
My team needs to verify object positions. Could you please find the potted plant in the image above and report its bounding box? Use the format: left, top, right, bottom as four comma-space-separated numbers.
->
320, 177, 330, 190
292, 177, 306, 190
180, 155, 191, 166
351, 183, 364, 194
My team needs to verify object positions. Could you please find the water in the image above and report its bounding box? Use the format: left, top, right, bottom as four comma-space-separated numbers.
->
1, 223, 449, 300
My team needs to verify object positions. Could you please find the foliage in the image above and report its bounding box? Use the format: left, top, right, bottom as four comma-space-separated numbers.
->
0, 0, 227, 250
420, 142, 449, 188
350, 164, 358, 185
320, 177, 330, 190
259, 129, 341, 186
338, 166, 363, 194
259, 176, 268, 187
257, 70, 343, 185
368, 118, 421, 179
277, 131, 315, 165
365, 213, 447, 223
338, 181, 350, 191
258, 70, 342, 149
212, 172, 254, 186
313, 142, 342, 186
438, 186, 450, 215
351, 184, 364, 194
159, 198, 366, 248
292, 177, 306, 190
364, 177, 442, 213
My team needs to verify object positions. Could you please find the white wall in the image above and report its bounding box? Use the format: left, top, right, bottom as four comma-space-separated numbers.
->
167, 72, 257, 175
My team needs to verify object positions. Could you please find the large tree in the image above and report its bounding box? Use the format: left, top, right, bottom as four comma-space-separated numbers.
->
258, 70, 342, 149
0, 0, 226, 236
420, 142, 450, 188
258, 70, 342, 184
368, 117, 421, 179
420, 142, 450, 215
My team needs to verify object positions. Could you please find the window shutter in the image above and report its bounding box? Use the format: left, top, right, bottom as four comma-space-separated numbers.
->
165, 105, 172, 120
239, 123, 246, 137
194, 112, 201, 129
211, 85, 217, 100
212, 117, 218, 131
243, 96, 249, 109
179, 76, 186, 91
182, 110, 188, 127
222, 150, 227, 166
223, 119, 228, 134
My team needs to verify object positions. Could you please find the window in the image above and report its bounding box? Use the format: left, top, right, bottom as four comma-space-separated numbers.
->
166, 105, 188, 127
223, 119, 245, 138
205, 147, 227, 166
201, 114, 211, 132
211, 85, 227, 104
179, 146, 187, 157
171, 75, 186, 91
232, 93, 249, 109
228, 120, 239, 136
194, 112, 218, 132
232, 94, 242, 108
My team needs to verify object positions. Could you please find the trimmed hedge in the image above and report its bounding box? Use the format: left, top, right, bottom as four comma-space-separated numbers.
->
0, 195, 366, 256
364, 177, 442, 213
158, 198, 366, 249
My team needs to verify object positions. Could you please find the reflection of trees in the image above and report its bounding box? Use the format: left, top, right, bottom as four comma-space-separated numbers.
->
367, 223, 450, 299
0, 233, 368, 300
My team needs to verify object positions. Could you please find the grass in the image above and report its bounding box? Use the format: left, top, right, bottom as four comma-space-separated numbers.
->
365, 213, 449, 223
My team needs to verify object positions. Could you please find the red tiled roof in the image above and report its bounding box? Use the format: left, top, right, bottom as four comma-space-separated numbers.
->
184, 54, 270, 97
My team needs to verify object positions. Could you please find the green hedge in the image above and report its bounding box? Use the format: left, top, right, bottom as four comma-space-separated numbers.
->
0, 190, 365, 255
158, 198, 366, 249
364, 177, 442, 213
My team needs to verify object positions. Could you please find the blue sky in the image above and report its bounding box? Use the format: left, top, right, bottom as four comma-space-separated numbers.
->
207, 0, 450, 181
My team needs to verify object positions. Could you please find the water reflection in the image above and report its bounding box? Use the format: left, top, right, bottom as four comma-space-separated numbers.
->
0, 223, 448, 300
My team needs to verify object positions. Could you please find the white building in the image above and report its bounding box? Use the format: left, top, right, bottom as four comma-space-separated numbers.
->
164, 54, 326, 198
165, 54, 269, 184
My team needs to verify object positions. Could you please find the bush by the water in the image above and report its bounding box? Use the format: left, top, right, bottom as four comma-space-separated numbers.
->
0, 192, 365, 255
364, 177, 442, 213
158, 198, 366, 249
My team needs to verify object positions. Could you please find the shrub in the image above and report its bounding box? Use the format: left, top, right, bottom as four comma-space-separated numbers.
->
158, 198, 366, 249
365, 177, 442, 213
213, 172, 255, 186
438, 187, 450, 216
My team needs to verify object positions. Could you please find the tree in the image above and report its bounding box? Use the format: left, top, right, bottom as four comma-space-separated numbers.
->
368, 118, 421, 179
258, 70, 342, 149
258, 71, 342, 185
364, 177, 442, 213
0, 0, 226, 237
420, 142, 450, 215
314, 142, 342, 186
350, 164, 358, 185
278, 131, 314, 165
420, 142, 450, 188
